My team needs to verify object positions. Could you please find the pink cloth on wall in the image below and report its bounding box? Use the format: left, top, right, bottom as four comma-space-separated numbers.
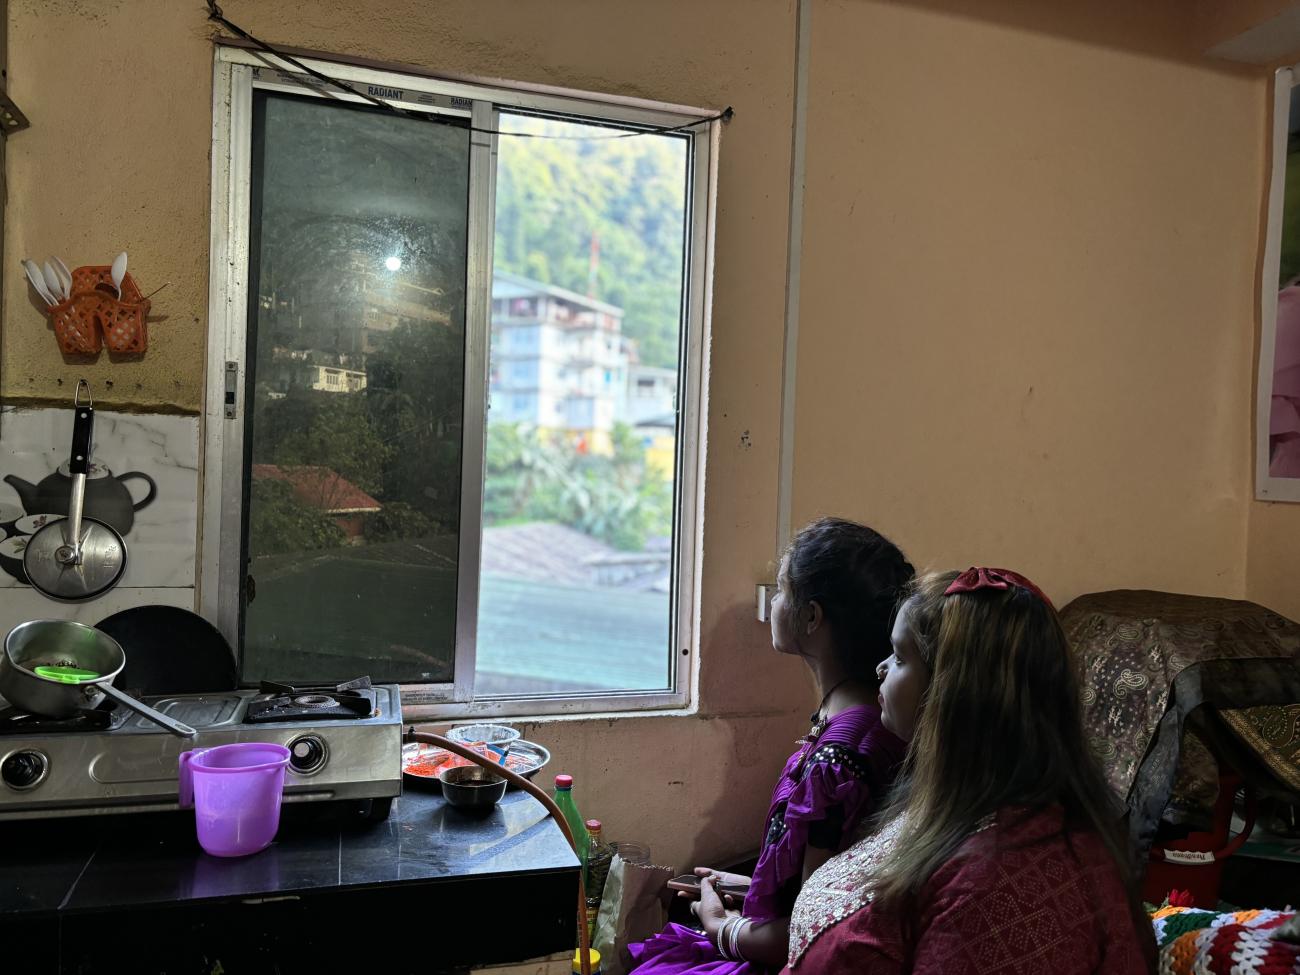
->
1269, 288, 1300, 477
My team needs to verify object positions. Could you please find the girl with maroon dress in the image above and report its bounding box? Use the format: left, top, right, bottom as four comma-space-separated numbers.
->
780, 568, 1157, 974
629, 518, 913, 973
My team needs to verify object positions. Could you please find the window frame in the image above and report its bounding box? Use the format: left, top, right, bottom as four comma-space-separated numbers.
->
202, 46, 716, 719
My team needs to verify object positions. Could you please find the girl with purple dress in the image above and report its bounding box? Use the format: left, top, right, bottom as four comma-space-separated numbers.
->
628, 518, 914, 973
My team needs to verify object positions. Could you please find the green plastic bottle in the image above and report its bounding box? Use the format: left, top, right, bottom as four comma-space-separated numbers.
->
553, 774, 590, 864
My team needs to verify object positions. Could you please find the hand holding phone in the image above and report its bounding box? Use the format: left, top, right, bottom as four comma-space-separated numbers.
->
666, 873, 749, 901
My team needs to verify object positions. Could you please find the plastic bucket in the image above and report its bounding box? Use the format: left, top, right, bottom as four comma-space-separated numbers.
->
178, 742, 290, 857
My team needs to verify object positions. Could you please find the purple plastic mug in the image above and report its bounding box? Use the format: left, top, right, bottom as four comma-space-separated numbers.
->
178, 742, 290, 857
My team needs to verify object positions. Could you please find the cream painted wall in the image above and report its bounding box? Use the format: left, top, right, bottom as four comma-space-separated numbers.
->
791, 0, 1264, 608
1247, 503, 1300, 620
2, 0, 812, 877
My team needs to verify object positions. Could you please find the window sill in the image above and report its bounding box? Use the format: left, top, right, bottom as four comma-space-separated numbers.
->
402, 689, 692, 724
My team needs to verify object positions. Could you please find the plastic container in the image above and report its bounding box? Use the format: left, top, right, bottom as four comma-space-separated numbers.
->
1142, 772, 1257, 908
47, 265, 151, 356
585, 820, 614, 938
553, 774, 589, 864
610, 840, 650, 866
571, 948, 601, 974
447, 723, 521, 754
178, 742, 290, 857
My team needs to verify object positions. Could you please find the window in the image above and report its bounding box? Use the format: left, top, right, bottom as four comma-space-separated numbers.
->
204, 49, 714, 716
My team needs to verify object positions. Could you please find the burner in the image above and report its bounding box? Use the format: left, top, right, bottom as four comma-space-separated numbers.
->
244, 677, 377, 724
0, 705, 115, 735
292, 694, 337, 709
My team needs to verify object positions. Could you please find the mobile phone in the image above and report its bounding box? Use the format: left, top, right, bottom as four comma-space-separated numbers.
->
666, 874, 749, 899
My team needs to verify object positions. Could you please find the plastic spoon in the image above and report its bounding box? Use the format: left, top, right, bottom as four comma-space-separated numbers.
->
51, 257, 73, 300
34, 665, 101, 684
42, 262, 63, 304
22, 260, 56, 305
110, 251, 127, 299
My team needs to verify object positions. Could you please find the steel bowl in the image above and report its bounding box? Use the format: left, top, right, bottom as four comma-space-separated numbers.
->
438, 764, 507, 814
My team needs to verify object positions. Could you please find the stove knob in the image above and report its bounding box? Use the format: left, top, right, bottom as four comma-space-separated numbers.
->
2, 750, 49, 791
288, 735, 327, 775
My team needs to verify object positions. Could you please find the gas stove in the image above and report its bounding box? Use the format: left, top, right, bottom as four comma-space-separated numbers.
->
0, 679, 402, 821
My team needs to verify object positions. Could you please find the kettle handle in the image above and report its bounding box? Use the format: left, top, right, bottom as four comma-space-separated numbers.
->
178, 749, 207, 808
116, 472, 157, 512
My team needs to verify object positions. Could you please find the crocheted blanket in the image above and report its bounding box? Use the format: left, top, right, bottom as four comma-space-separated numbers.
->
1151, 902, 1300, 974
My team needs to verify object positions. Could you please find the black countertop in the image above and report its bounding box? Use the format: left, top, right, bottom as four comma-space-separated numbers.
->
0, 790, 580, 974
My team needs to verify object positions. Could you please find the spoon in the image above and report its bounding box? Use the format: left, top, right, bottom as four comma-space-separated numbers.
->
110, 251, 127, 299
22, 260, 56, 306
41, 262, 63, 305
51, 256, 73, 300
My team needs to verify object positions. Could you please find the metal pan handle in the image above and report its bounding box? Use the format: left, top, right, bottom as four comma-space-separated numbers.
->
95, 682, 197, 739
59, 394, 94, 565
69, 394, 93, 476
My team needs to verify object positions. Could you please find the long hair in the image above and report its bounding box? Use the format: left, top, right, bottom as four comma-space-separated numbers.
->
871, 570, 1155, 966
781, 518, 914, 684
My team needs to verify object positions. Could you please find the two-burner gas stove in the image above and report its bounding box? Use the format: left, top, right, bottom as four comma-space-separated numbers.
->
0, 678, 402, 821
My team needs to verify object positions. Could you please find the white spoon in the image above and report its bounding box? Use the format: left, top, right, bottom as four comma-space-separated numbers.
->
51, 256, 73, 300
110, 251, 127, 299
22, 259, 56, 306
41, 262, 63, 305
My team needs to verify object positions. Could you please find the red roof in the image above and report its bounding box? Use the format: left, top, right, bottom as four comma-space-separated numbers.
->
252, 464, 382, 514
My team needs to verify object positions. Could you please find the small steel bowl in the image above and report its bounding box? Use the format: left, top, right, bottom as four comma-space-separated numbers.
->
438, 764, 507, 813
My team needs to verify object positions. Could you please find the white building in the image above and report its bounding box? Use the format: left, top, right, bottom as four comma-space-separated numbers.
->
308, 364, 367, 393
627, 364, 677, 426
490, 272, 629, 446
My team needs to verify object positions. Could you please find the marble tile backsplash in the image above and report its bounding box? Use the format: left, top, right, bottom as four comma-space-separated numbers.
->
0, 407, 199, 625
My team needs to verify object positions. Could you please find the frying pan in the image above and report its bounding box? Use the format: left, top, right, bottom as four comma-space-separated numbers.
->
0, 619, 196, 738
22, 383, 126, 601
95, 605, 237, 695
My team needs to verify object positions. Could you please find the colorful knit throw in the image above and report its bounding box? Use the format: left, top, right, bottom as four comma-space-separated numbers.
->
1150, 894, 1300, 975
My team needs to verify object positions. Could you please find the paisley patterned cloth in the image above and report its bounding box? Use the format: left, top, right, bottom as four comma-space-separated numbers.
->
1221, 704, 1300, 794
1060, 590, 1300, 856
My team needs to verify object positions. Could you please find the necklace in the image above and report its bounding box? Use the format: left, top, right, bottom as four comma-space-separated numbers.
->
802, 676, 853, 744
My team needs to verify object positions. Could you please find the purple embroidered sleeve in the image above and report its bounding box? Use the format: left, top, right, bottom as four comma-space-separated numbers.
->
743, 750, 891, 925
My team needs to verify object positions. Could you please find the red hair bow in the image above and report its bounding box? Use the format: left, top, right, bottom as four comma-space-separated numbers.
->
944, 567, 1054, 610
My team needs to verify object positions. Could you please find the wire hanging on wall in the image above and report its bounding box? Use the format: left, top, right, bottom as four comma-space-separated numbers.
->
204, 1, 734, 139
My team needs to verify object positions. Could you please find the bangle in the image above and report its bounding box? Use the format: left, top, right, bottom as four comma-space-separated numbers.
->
716, 916, 740, 960
713, 916, 731, 958
729, 916, 748, 962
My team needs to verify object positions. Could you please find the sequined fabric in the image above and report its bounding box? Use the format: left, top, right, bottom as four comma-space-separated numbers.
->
786, 813, 906, 965
782, 807, 1150, 974
786, 813, 995, 968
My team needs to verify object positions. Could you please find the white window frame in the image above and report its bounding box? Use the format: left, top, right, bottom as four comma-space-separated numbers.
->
201, 45, 716, 719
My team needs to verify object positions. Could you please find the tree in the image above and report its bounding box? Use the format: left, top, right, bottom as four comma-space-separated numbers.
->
365, 320, 466, 528
494, 116, 689, 369
365, 501, 436, 542
248, 479, 346, 556
483, 421, 671, 551
252, 390, 391, 496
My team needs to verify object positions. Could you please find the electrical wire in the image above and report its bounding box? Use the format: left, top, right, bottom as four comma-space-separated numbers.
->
205, 1, 733, 140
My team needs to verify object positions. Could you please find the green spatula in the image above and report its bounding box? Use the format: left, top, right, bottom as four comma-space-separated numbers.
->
33, 665, 100, 684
